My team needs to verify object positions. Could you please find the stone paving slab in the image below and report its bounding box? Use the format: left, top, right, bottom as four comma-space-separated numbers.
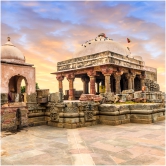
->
1, 120, 165, 165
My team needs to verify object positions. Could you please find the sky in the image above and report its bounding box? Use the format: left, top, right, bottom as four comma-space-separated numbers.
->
1, 1, 165, 93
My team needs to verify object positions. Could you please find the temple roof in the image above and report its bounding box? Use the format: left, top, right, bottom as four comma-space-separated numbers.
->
74, 33, 131, 57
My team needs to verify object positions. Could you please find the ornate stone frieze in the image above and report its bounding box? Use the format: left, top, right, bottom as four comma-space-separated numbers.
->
84, 103, 94, 121
50, 104, 59, 122
100, 65, 113, 75
56, 51, 145, 72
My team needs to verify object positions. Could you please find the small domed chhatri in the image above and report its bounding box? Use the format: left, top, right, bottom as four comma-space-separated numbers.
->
75, 33, 131, 57
1, 37, 35, 97
1, 37, 25, 63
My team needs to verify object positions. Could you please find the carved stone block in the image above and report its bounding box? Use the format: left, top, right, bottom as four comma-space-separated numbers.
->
27, 93, 37, 102
48, 92, 63, 103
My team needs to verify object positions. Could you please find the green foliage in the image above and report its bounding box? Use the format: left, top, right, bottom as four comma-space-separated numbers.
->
21, 83, 39, 93
36, 83, 40, 89
21, 86, 26, 93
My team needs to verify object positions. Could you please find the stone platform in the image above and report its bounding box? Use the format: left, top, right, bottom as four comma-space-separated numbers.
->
1, 121, 165, 165
47, 102, 165, 129
1, 101, 165, 131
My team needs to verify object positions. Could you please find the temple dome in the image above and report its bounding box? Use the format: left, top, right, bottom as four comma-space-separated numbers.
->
1, 37, 25, 63
74, 33, 131, 57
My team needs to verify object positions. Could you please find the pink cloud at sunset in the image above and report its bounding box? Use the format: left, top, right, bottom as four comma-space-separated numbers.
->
1, 1, 165, 92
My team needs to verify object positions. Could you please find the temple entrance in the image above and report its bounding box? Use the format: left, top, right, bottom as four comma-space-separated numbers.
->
8, 75, 28, 102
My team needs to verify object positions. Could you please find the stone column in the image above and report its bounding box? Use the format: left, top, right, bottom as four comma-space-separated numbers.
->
126, 74, 132, 90
131, 74, 136, 90
104, 74, 111, 93
56, 75, 64, 93
114, 73, 121, 94
56, 74, 64, 102
101, 65, 113, 93
66, 73, 75, 100
87, 70, 96, 94
81, 76, 90, 94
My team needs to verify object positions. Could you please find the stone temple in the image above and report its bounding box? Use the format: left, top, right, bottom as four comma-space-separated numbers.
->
52, 33, 160, 100
1, 34, 165, 131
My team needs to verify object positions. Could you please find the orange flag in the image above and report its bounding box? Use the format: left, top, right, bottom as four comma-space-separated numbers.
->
127, 38, 131, 43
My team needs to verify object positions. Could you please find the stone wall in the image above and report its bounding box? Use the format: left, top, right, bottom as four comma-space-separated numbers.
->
1, 103, 28, 131
47, 102, 99, 129
99, 103, 165, 125
1, 90, 165, 131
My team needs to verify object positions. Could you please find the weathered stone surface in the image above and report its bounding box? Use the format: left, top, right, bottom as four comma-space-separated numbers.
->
99, 104, 119, 112
36, 89, 49, 98
104, 92, 115, 102
1, 93, 8, 105
27, 93, 37, 102
133, 91, 142, 99
1, 106, 28, 131
122, 89, 134, 94
64, 118, 79, 123
130, 118, 152, 124
48, 92, 63, 103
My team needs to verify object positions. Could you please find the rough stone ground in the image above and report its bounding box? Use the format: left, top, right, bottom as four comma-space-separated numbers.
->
1, 121, 165, 165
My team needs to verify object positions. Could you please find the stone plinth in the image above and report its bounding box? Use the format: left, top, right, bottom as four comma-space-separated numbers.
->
99, 103, 165, 125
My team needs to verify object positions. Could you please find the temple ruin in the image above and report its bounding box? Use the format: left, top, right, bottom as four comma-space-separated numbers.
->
52, 33, 160, 100
1, 34, 165, 131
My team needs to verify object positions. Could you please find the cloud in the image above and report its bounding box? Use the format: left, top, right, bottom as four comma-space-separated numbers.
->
1, 1, 165, 92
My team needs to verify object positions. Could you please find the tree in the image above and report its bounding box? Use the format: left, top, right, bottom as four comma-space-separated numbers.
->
36, 83, 40, 89
21, 86, 26, 93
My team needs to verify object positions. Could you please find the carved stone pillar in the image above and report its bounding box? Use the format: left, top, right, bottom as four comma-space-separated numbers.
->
104, 74, 111, 93
81, 76, 90, 94
56, 74, 64, 102
126, 73, 132, 90
101, 65, 113, 93
56, 75, 64, 93
66, 73, 75, 100
87, 70, 96, 94
131, 74, 136, 90
114, 73, 121, 94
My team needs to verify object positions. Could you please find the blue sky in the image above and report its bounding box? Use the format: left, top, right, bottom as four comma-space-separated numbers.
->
1, 1, 165, 92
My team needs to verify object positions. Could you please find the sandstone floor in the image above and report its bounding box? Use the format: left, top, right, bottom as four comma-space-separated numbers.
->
1, 121, 165, 165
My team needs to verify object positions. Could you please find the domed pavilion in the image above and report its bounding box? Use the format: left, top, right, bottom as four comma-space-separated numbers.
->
1, 37, 36, 101
52, 33, 158, 100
